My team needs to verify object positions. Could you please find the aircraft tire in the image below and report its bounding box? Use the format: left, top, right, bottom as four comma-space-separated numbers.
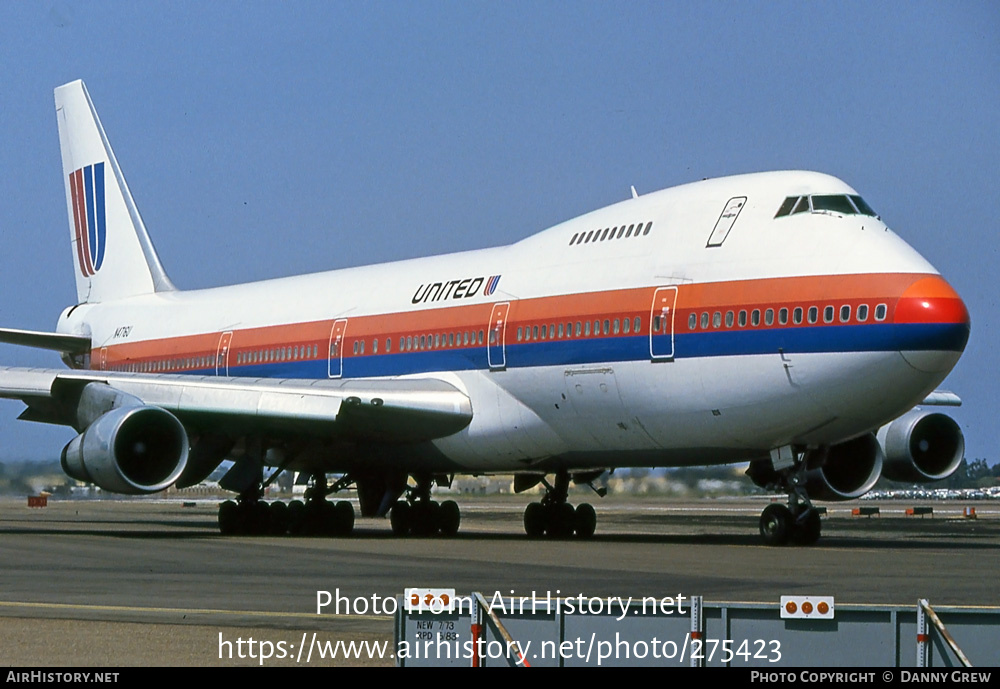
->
439, 500, 461, 537
334, 501, 355, 537
524, 502, 545, 538
791, 509, 821, 546
287, 500, 305, 535
759, 504, 792, 546
218, 500, 238, 535
269, 501, 290, 535
548, 503, 576, 539
574, 503, 597, 538
390, 501, 411, 536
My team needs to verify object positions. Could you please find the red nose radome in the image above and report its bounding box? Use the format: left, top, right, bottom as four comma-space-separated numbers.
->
895, 276, 970, 373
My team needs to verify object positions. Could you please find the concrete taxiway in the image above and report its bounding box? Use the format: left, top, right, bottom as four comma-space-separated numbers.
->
1, 496, 997, 666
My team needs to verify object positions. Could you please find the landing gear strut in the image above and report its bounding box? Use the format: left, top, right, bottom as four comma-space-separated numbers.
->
389, 474, 461, 537
523, 470, 597, 539
755, 447, 822, 547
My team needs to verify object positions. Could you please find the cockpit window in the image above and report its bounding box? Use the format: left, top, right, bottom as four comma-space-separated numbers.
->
774, 197, 797, 218
775, 194, 879, 218
812, 195, 857, 215
849, 195, 877, 217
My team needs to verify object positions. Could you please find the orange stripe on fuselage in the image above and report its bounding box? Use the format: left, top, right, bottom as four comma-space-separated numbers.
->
94, 272, 962, 369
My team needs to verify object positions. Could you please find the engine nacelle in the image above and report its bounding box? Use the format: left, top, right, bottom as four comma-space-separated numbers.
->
61, 405, 189, 494
877, 410, 964, 483
805, 433, 884, 501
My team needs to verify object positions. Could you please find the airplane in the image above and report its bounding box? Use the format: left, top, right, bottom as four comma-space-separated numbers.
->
0, 79, 970, 546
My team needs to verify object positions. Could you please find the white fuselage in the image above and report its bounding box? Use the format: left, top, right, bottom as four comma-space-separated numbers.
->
58, 171, 970, 473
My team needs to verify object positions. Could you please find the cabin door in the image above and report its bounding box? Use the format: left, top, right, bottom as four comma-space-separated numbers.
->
487, 302, 510, 370
649, 287, 677, 361
328, 318, 348, 378
216, 331, 233, 376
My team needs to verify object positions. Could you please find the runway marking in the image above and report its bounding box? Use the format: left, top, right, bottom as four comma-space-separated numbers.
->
0, 600, 392, 622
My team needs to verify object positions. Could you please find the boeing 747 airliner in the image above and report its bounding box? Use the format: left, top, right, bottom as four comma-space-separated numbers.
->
0, 80, 970, 545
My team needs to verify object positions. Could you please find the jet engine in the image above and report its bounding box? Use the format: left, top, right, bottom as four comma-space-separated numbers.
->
61, 404, 189, 494
877, 409, 964, 483
804, 433, 884, 501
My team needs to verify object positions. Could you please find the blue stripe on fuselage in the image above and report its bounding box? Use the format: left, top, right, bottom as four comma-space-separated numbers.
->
194, 320, 967, 381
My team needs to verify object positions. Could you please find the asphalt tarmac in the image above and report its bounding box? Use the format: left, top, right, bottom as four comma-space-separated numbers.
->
1, 495, 997, 666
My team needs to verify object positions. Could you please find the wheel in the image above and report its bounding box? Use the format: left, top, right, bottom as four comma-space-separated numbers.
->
334, 501, 355, 537
250, 501, 271, 535
524, 502, 545, 538
218, 500, 238, 535
390, 501, 411, 536
287, 500, 305, 535
759, 504, 792, 546
320, 500, 339, 536
269, 501, 289, 535
574, 503, 597, 538
439, 500, 461, 537
791, 509, 821, 546
548, 503, 576, 538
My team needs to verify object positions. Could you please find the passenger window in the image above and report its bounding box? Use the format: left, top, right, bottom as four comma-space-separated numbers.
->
688, 314, 696, 330
593, 320, 600, 335
765, 308, 774, 325
751, 309, 760, 326
633, 317, 641, 332
533, 325, 539, 340
517, 327, 523, 342
840, 305, 851, 323
738, 310, 747, 327
584, 321, 591, 336
725, 311, 734, 328
779, 308, 788, 325
549, 324, 555, 339
558, 323, 565, 338
712, 312, 722, 328
824, 306, 834, 323
857, 304, 869, 322
643, 222, 652, 235
575, 322, 582, 337
793, 307, 803, 324
808, 307, 818, 324
603, 320, 610, 335
701, 312, 709, 329
569, 233, 578, 245
623, 318, 631, 334
875, 304, 887, 321
614, 318, 621, 334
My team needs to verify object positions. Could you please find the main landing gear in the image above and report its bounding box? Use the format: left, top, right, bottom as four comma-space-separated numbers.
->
218, 471, 355, 537
389, 474, 461, 537
751, 447, 822, 547
522, 470, 598, 539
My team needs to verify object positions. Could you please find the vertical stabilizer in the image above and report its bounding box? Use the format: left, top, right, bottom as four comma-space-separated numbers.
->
54, 80, 175, 303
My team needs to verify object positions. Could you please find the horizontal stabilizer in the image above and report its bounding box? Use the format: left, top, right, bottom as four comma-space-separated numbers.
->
0, 328, 91, 354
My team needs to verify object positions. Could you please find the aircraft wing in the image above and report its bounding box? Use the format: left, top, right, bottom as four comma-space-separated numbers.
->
0, 367, 473, 444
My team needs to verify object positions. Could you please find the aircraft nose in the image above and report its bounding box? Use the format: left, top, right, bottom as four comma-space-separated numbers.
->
894, 276, 970, 373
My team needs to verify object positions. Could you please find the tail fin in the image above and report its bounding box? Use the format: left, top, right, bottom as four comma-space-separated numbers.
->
54, 80, 175, 303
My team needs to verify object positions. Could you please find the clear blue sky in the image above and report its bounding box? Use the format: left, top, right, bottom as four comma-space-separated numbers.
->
0, 2, 996, 463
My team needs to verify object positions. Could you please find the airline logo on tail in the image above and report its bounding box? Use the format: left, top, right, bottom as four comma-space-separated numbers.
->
69, 162, 106, 276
